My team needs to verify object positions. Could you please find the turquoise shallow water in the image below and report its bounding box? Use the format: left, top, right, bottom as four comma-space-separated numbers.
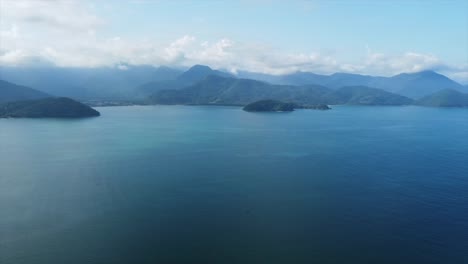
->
1, 105, 468, 264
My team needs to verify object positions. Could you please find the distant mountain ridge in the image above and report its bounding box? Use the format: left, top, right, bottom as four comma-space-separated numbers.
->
136, 65, 234, 97
150, 75, 413, 106
238, 70, 465, 99
380, 71, 465, 98
416, 89, 468, 107
0, 80, 50, 103
177, 65, 234, 83
323, 86, 414, 105
1, 64, 465, 101
0, 65, 182, 100
150, 75, 332, 106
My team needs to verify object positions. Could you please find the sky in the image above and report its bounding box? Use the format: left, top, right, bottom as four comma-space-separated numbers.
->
1, 0, 467, 83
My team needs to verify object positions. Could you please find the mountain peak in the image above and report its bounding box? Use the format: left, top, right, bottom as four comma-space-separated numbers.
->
188, 64, 212, 72
395, 70, 440, 78
178, 65, 234, 84
416, 70, 440, 77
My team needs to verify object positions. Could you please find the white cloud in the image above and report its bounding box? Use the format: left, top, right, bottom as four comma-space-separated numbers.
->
364, 52, 441, 74
441, 65, 468, 84
0, 49, 27, 64
0, 0, 467, 84
1, 0, 103, 32
163, 35, 196, 63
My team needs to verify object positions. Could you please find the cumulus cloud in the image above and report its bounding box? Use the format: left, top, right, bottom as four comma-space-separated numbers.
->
163, 35, 196, 63
0, 0, 467, 84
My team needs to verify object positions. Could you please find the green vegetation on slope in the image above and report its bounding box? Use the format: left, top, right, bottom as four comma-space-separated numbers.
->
150, 76, 413, 106
150, 75, 331, 106
416, 89, 468, 107
0, 97, 100, 118
323, 86, 414, 105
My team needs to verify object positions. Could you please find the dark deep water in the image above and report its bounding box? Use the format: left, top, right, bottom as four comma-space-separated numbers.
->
1, 105, 467, 264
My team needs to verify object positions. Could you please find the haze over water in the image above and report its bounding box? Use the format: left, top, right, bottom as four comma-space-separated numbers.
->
1, 105, 467, 264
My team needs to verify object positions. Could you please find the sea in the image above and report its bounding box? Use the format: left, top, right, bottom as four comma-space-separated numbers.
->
1, 105, 467, 264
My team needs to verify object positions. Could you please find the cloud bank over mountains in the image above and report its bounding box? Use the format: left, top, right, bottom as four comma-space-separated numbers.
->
1, 0, 467, 83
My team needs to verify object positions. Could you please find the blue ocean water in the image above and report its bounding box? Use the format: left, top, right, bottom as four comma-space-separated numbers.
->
1, 105, 467, 264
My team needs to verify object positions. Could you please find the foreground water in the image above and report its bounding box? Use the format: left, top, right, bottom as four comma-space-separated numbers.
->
1, 105, 467, 264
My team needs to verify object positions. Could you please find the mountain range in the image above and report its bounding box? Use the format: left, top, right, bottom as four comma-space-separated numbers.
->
0, 79, 100, 118
0, 65, 181, 99
149, 75, 415, 106
136, 64, 234, 97
238, 70, 466, 98
150, 75, 333, 106
416, 89, 468, 107
322, 86, 414, 105
1, 64, 468, 108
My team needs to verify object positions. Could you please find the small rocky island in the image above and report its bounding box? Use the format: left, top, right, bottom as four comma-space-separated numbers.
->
243, 100, 296, 112
0, 97, 100, 118
296, 104, 331, 110
243, 99, 330, 112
